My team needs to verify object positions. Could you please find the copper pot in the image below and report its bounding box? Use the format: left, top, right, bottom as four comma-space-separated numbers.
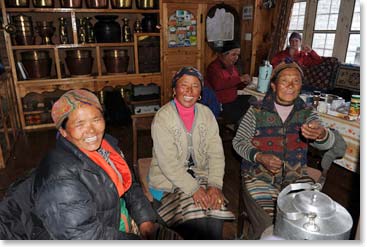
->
103, 49, 129, 74
9, 15, 35, 45
110, 0, 132, 9
32, 0, 54, 7
135, 0, 154, 9
85, 0, 108, 8
60, 0, 82, 8
65, 50, 94, 76
6, 0, 29, 7
21, 51, 52, 79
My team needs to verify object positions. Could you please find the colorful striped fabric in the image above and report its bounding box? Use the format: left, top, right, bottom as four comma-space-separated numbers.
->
157, 177, 235, 227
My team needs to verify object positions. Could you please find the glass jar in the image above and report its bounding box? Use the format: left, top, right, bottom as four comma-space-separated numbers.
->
348, 95, 360, 120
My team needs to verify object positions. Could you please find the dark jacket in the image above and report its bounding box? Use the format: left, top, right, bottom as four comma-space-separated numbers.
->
0, 133, 157, 239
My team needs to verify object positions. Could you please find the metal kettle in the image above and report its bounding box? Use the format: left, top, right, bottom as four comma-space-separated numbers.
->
274, 183, 353, 240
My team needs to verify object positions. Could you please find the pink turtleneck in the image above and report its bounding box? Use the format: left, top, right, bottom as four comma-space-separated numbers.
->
174, 98, 195, 132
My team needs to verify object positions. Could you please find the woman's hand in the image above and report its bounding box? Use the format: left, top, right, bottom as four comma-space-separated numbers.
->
139, 221, 158, 240
192, 187, 210, 209
301, 120, 326, 140
302, 44, 312, 53
256, 153, 283, 174
206, 187, 224, 210
240, 74, 251, 85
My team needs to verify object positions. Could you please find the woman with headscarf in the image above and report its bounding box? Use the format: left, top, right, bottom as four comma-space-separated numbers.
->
20, 89, 157, 239
232, 62, 335, 228
205, 41, 256, 126
149, 66, 235, 240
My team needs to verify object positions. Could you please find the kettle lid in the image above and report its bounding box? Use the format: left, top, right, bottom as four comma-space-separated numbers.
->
292, 190, 336, 218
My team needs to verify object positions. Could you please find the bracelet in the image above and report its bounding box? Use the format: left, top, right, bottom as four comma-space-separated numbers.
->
254, 152, 261, 162
316, 128, 329, 142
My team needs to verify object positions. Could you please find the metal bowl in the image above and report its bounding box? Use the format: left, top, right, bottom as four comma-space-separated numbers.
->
65, 50, 93, 76
32, 0, 54, 7
103, 49, 129, 74
60, 0, 82, 8
135, 0, 154, 9
85, 0, 108, 8
65, 49, 92, 59
6, 0, 29, 7
111, 0, 132, 9
21, 50, 50, 61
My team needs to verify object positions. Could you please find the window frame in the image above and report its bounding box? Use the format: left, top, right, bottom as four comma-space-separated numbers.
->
287, 0, 359, 64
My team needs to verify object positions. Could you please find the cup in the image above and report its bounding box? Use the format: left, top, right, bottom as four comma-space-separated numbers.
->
248, 77, 258, 89
313, 91, 321, 107
317, 101, 328, 114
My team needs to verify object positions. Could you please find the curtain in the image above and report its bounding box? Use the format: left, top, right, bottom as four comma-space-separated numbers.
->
268, 0, 295, 60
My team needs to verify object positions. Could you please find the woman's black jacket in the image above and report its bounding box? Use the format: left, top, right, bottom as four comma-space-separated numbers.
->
0, 133, 157, 239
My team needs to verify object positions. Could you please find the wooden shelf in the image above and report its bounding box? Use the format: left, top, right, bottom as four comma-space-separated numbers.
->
5, 8, 160, 14
129, 99, 161, 105
1, 0, 163, 131
23, 110, 50, 115
12, 42, 135, 49
16, 72, 162, 84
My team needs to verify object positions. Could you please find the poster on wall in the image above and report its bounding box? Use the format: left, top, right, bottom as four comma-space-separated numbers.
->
242, 6, 253, 20
206, 8, 234, 42
167, 10, 197, 48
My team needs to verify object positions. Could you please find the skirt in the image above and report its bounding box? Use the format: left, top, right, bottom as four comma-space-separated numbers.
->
157, 177, 235, 227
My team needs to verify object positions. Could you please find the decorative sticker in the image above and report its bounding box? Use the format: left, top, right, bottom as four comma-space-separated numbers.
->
168, 10, 197, 48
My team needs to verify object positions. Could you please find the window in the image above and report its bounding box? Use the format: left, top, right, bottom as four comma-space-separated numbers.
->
312, 0, 340, 56
287, 0, 360, 65
286, 1, 307, 48
345, 1, 360, 65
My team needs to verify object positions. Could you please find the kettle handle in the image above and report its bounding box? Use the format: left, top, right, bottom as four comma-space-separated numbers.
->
278, 183, 321, 200
277, 183, 321, 220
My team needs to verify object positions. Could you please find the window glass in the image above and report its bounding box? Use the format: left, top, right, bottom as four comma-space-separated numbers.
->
345, 34, 360, 65
312, 33, 335, 56
286, 1, 306, 48
315, 0, 340, 30
351, 0, 360, 31
289, 2, 306, 30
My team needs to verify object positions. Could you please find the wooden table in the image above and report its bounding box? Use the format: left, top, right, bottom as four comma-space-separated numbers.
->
238, 88, 360, 173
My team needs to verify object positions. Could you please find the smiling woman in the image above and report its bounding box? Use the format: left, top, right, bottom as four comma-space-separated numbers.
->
0, 89, 159, 239
149, 66, 235, 239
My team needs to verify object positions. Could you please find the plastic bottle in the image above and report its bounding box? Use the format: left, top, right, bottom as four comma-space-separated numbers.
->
257, 60, 273, 93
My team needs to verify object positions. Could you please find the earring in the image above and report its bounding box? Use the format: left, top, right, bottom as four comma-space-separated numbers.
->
172, 92, 176, 98
198, 95, 202, 101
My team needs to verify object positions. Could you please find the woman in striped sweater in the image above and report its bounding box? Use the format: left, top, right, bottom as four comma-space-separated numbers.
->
232, 62, 335, 222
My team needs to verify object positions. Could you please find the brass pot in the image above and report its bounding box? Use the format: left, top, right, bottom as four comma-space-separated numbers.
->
110, 0, 132, 9
60, 0, 82, 8
6, 0, 29, 7
13, 14, 32, 23
20, 51, 52, 79
66, 49, 91, 59
85, 0, 108, 8
32, 0, 54, 7
103, 49, 129, 74
21, 50, 50, 61
104, 48, 128, 58
135, 0, 154, 9
65, 49, 93, 76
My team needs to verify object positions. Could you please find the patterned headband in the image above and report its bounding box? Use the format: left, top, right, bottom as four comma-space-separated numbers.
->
171, 66, 204, 88
51, 89, 102, 129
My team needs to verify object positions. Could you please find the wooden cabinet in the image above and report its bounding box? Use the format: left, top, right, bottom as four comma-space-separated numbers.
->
161, 1, 205, 102
0, 1, 163, 130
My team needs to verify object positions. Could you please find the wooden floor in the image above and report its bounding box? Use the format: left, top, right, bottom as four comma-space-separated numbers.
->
0, 123, 360, 240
